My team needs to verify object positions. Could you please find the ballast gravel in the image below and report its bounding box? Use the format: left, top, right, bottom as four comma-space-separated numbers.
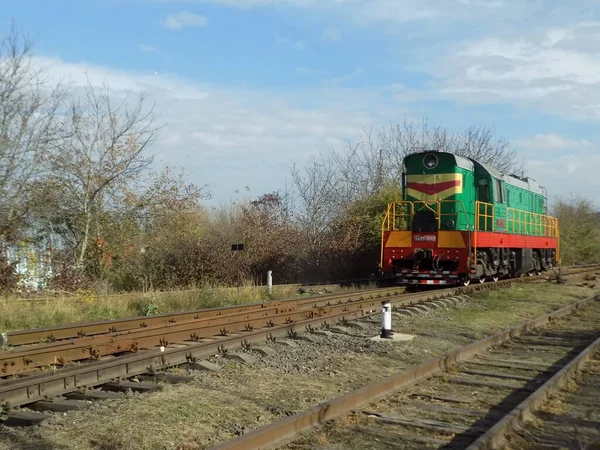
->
0, 280, 598, 450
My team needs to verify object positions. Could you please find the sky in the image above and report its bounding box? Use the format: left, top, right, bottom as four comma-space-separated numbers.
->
3, 0, 600, 208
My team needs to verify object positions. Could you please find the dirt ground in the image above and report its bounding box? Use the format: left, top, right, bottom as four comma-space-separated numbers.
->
0, 278, 598, 450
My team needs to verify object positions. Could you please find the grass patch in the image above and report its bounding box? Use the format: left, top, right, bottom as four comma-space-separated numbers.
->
0, 283, 360, 332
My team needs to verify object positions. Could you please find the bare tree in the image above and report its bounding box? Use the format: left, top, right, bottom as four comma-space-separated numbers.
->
46, 80, 161, 267
288, 118, 522, 279
455, 124, 519, 174
321, 119, 520, 204
290, 157, 339, 254
0, 21, 62, 240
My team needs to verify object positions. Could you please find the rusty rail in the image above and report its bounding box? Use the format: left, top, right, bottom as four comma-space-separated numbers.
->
0, 291, 399, 375
2, 284, 468, 376
4, 265, 596, 348
0, 301, 387, 409
1, 266, 597, 377
467, 336, 600, 449
0, 267, 596, 411
209, 293, 600, 450
1, 286, 402, 347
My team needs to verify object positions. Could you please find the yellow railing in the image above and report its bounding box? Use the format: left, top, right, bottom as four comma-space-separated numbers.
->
382, 200, 473, 232
381, 199, 561, 269
475, 201, 495, 232
382, 201, 414, 232
381, 201, 412, 266
506, 208, 559, 238
382, 200, 559, 238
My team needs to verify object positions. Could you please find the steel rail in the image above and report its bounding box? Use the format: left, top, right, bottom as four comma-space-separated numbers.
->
209, 293, 600, 450
0, 302, 381, 409
466, 335, 600, 450
0, 288, 447, 376
1, 286, 405, 347
4, 264, 595, 348
1, 266, 596, 377
0, 269, 596, 410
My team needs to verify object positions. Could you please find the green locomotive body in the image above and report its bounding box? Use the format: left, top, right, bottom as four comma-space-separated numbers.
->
381, 151, 559, 286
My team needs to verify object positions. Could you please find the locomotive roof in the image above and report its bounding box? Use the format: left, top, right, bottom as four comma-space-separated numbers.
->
475, 160, 544, 195
405, 151, 544, 195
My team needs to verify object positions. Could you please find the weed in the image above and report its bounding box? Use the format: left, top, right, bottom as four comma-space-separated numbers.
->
142, 303, 160, 316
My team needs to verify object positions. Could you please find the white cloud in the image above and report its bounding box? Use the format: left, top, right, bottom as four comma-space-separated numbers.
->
190, 0, 598, 125
513, 134, 594, 151
507, 133, 600, 207
323, 28, 341, 41
190, 0, 510, 24
525, 150, 600, 208
163, 11, 208, 30
33, 56, 209, 100
138, 44, 158, 53
434, 22, 600, 121
34, 56, 402, 203
323, 67, 366, 86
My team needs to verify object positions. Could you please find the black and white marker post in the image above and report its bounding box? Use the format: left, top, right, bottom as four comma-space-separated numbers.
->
380, 300, 393, 339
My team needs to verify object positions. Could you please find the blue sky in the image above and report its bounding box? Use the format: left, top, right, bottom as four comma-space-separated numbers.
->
4, 0, 600, 207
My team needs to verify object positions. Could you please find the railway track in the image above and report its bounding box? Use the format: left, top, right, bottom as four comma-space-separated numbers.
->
0, 265, 597, 426
211, 291, 600, 450
507, 347, 600, 449
1, 286, 402, 347
1, 267, 592, 378
4, 265, 594, 349
0, 287, 415, 377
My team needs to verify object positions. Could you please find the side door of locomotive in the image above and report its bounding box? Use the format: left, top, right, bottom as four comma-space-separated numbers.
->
476, 175, 493, 231
493, 178, 507, 232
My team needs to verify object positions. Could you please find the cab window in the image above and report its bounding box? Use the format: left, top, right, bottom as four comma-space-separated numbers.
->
496, 179, 504, 203
478, 178, 490, 203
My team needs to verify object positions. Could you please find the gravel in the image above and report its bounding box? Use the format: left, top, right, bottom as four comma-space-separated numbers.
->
0, 280, 596, 450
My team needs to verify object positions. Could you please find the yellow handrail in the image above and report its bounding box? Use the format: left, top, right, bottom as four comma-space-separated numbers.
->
381, 200, 559, 270
506, 207, 558, 237
382, 200, 557, 237
475, 201, 495, 232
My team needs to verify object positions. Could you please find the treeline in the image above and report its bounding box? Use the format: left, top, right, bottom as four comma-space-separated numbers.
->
553, 199, 600, 266
1, 23, 597, 294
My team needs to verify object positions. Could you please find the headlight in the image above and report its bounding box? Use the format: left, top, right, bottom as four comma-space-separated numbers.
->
423, 153, 438, 169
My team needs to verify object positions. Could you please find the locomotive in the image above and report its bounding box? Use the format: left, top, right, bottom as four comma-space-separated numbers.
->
379, 151, 559, 286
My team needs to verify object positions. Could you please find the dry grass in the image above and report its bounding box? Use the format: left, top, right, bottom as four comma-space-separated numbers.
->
0, 283, 355, 332
0, 280, 598, 450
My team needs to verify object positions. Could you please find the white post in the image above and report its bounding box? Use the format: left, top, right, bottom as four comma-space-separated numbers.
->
380, 300, 393, 339
267, 270, 273, 295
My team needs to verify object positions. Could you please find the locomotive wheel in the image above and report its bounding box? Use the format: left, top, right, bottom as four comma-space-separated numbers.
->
461, 278, 471, 286
478, 276, 486, 284
492, 275, 499, 282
